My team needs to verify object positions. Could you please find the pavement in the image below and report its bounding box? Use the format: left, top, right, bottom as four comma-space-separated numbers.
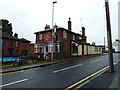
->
1, 53, 120, 89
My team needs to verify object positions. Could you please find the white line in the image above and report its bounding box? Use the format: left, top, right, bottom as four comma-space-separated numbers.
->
53, 64, 82, 73
90, 59, 101, 62
0, 79, 28, 87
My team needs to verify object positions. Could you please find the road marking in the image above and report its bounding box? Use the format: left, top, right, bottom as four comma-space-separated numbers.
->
90, 59, 101, 62
65, 61, 119, 90
0, 79, 28, 87
0, 70, 25, 75
53, 64, 82, 73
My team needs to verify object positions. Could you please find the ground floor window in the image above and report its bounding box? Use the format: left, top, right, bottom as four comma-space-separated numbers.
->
56, 43, 60, 53
39, 45, 43, 53
48, 43, 53, 53
72, 44, 78, 53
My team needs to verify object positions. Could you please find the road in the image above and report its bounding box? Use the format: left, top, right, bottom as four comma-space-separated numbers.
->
1, 53, 120, 89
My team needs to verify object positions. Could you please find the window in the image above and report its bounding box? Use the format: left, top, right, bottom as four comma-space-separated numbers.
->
2, 39, 4, 47
94, 47, 98, 52
79, 37, 82, 40
56, 43, 60, 53
73, 35, 75, 40
39, 33, 43, 40
48, 43, 53, 53
16, 41, 19, 47
16, 50, 19, 56
24, 43, 27, 48
34, 44, 38, 53
63, 31, 67, 38
10, 40, 12, 47
72, 44, 78, 53
39, 45, 43, 53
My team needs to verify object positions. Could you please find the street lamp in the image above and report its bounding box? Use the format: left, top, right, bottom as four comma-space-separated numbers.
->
51, 1, 57, 60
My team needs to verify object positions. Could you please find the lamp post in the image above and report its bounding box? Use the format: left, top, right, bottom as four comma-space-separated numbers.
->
104, 0, 114, 72
51, 1, 57, 60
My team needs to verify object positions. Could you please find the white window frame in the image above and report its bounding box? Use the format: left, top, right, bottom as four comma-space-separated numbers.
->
39, 33, 43, 40
34, 44, 38, 53
73, 35, 75, 40
63, 31, 67, 38
56, 43, 60, 53
79, 37, 82, 40
48, 43, 53, 53
39, 45, 43, 53
16, 41, 19, 47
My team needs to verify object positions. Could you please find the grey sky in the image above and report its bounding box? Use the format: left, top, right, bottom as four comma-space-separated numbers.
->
0, 0, 119, 45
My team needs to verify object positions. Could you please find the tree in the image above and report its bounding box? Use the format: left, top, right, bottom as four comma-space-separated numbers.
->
0, 19, 13, 36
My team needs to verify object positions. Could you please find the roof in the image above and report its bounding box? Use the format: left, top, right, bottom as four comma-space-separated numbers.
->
1, 31, 31, 42
34, 27, 83, 36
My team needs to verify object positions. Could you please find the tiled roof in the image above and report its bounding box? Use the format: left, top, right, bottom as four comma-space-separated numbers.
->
1, 31, 31, 42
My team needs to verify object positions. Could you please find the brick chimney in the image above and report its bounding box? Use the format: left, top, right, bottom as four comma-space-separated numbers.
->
14, 33, 18, 38
82, 27, 86, 43
68, 17, 72, 31
82, 27, 85, 36
45, 24, 50, 30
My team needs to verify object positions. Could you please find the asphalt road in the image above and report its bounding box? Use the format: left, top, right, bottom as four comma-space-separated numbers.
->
1, 53, 120, 89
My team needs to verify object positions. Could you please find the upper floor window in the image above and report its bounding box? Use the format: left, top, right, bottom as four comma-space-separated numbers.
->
16, 41, 19, 47
39, 33, 43, 40
79, 37, 82, 40
63, 31, 67, 38
24, 43, 27, 48
2, 39, 4, 47
10, 40, 12, 47
73, 35, 75, 40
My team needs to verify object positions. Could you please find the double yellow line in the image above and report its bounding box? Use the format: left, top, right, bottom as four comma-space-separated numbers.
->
65, 61, 119, 90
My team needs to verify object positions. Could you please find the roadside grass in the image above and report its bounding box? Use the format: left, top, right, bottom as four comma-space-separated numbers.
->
1, 57, 67, 69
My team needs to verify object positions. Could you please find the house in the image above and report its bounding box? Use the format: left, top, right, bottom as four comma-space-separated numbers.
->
34, 17, 102, 60
0, 19, 32, 57
113, 39, 120, 52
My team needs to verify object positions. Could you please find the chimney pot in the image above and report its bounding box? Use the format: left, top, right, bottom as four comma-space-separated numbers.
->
14, 33, 18, 38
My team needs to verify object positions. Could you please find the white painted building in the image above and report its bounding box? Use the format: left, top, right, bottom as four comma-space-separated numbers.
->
113, 39, 120, 52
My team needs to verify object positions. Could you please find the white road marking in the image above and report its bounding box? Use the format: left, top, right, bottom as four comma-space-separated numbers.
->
90, 59, 101, 62
53, 64, 82, 73
0, 79, 28, 87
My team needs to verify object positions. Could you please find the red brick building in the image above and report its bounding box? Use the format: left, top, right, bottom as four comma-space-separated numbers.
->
34, 18, 87, 59
1, 32, 31, 57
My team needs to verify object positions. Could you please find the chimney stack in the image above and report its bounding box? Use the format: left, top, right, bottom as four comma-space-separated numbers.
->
14, 33, 18, 38
82, 27, 85, 36
68, 17, 72, 31
82, 27, 87, 43
45, 24, 50, 30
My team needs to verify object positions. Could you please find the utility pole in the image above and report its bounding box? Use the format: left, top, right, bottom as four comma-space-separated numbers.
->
104, 0, 114, 72
51, 1, 57, 60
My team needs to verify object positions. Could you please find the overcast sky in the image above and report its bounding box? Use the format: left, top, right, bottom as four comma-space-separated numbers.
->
0, 0, 119, 45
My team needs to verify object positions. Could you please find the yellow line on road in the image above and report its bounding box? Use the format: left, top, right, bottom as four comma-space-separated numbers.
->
65, 61, 119, 90
64, 66, 109, 90
0, 70, 25, 75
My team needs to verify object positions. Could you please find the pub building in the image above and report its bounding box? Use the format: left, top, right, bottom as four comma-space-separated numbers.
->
34, 18, 88, 60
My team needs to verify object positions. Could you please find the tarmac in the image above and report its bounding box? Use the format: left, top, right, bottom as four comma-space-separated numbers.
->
1, 54, 119, 89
